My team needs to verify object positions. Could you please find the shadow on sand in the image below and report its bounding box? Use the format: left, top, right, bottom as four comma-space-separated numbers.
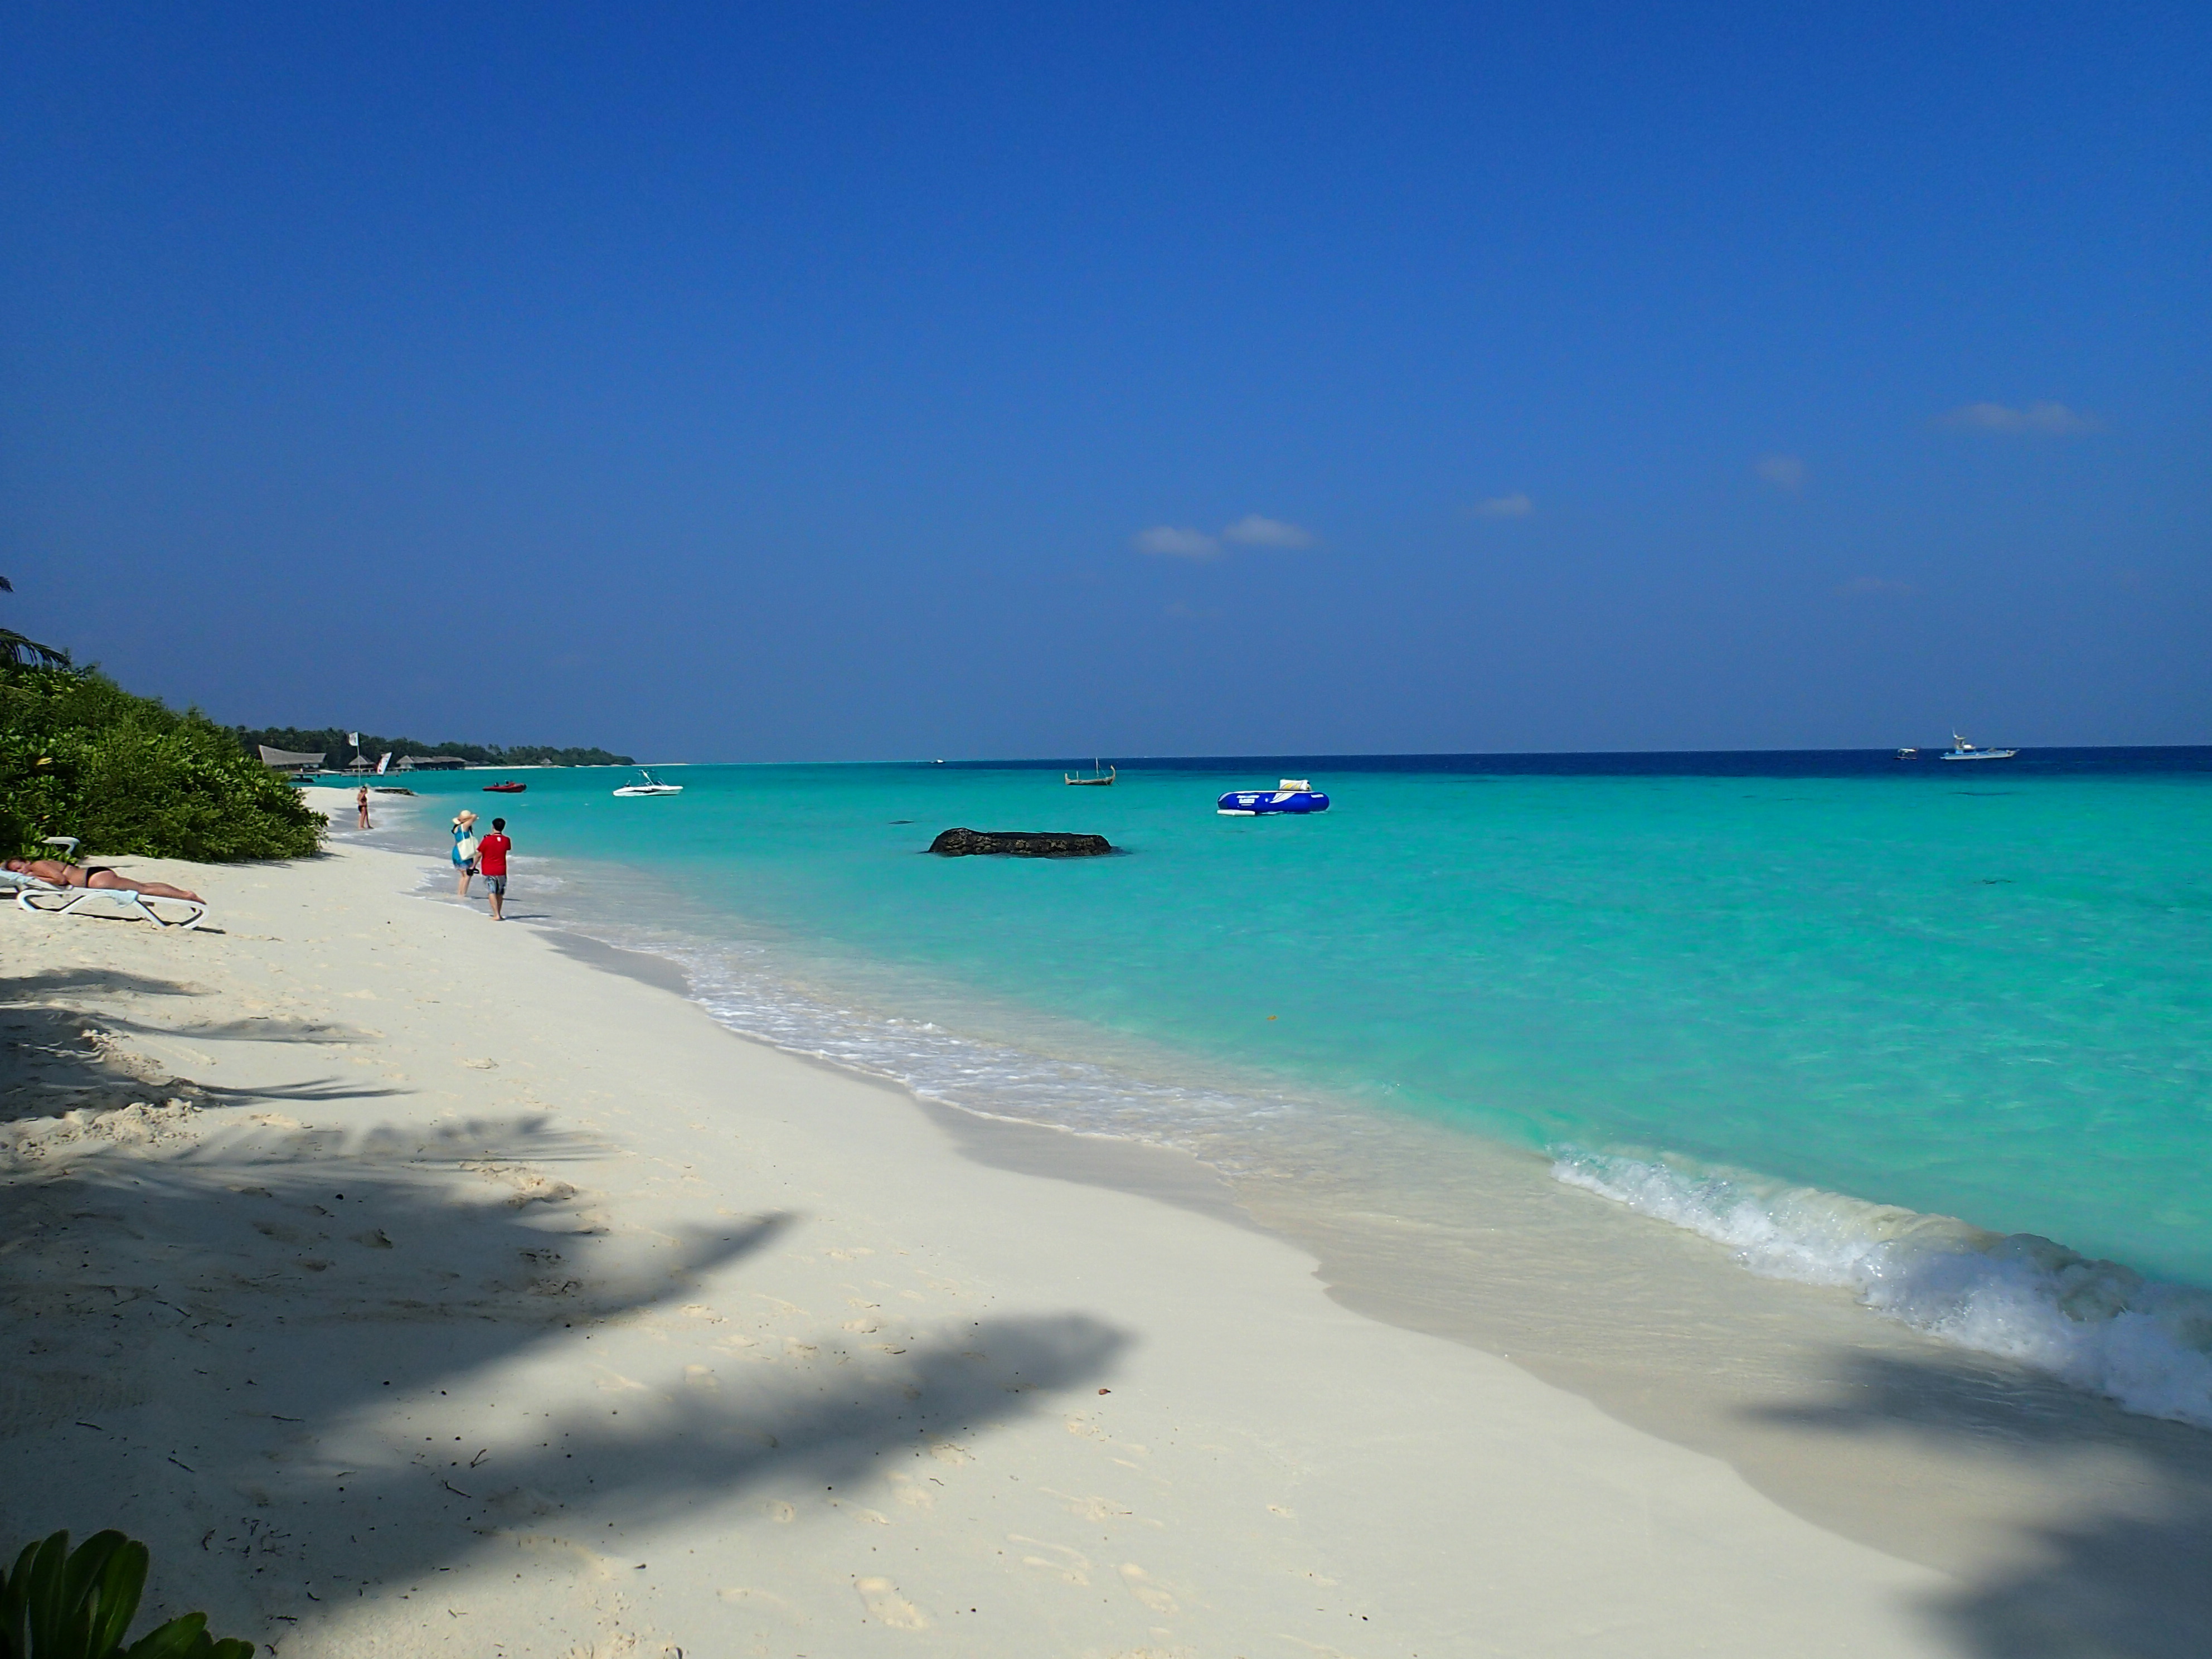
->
0, 969, 1129, 1646
1745, 1348, 2212, 1658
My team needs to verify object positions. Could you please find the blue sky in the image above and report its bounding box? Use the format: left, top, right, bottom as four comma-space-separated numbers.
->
4, 2, 2206, 759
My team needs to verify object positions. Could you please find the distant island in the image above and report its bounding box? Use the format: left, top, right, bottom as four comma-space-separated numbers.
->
235, 725, 636, 769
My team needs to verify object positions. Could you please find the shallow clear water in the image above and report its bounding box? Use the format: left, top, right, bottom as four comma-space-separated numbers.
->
382, 752, 2212, 1420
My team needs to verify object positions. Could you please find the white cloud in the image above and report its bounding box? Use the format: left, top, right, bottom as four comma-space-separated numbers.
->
1220, 513, 1315, 549
1131, 525, 1223, 559
1757, 455, 1807, 491
1132, 514, 1316, 557
1941, 400, 2098, 434
1473, 493, 1535, 518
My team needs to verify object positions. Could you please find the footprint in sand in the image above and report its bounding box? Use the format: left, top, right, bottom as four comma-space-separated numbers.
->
763, 1501, 796, 1523
1118, 1563, 1178, 1615
853, 1576, 926, 1629
1011, 1536, 1090, 1585
1046, 1488, 1134, 1522
885, 1472, 934, 1511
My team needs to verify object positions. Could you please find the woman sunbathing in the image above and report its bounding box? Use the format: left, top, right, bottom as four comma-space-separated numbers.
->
5, 857, 203, 903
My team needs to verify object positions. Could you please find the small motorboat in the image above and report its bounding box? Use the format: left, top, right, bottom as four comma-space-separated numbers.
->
483, 780, 527, 793
613, 768, 683, 797
1895, 748, 1919, 760
1939, 734, 2018, 763
1218, 779, 1330, 816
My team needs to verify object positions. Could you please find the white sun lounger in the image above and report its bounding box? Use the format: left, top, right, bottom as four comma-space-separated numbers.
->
1, 869, 207, 929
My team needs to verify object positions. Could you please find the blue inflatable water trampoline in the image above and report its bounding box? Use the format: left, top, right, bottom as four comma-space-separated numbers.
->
1217, 779, 1330, 816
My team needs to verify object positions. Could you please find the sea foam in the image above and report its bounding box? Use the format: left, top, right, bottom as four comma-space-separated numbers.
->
1554, 1149, 2212, 1427
468, 857, 2212, 1435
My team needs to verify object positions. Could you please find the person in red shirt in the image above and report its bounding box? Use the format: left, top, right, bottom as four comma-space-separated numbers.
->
476, 817, 514, 921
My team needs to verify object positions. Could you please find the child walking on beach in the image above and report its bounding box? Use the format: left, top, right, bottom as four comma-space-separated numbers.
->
478, 817, 513, 921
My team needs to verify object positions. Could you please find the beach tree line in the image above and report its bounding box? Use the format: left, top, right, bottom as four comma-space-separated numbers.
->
232, 725, 636, 769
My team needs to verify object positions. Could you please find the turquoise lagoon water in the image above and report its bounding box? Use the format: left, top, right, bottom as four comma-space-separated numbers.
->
382, 754, 2212, 1422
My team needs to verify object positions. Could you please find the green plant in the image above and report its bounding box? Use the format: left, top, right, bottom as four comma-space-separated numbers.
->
1, 663, 323, 860
0, 576, 70, 670
0, 1531, 252, 1659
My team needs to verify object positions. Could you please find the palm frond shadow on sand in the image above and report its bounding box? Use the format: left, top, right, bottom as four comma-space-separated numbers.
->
1744, 1350, 2212, 1659
0, 1011, 1127, 1646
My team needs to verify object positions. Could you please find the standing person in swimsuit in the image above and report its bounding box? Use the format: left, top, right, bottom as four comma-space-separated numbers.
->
356, 786, 372, 830
452, 809, 480, 897
477, 817, 513, 921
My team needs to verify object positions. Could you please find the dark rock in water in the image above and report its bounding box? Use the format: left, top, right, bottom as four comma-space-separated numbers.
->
929, 828, 1113, 857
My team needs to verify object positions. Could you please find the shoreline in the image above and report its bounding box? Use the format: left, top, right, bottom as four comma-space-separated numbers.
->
0, 833, 1966, 1657
377, 804, 2212, 1629
329, 787, 2212, 1619
7, 820, 2205, 1650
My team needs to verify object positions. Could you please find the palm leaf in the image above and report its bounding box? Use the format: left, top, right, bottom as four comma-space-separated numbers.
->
1, 627, 71, 668
1, 574, 70, 667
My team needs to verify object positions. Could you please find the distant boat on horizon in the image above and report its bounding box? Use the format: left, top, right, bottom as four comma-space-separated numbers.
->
1941, 734, 2019, 763
1065, 759, 1116, 786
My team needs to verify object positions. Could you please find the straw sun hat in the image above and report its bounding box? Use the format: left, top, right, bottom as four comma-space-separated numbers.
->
453, 809, 478, 825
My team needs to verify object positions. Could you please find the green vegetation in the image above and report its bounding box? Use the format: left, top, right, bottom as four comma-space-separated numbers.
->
1, 1530, 253, 1658
1, 664, 324, 861
1, 575, 69, 670
234, 725, 635, 768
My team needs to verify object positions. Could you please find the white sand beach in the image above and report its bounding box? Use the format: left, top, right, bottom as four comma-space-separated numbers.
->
1, 820, 2195, 1657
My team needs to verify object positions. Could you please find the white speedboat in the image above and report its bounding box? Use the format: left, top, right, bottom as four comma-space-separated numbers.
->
613, 768, 683, 797
1939, 734, 2017, 762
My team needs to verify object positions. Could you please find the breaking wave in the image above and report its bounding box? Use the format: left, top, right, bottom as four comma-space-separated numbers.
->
1554, 1149, 2212, 1427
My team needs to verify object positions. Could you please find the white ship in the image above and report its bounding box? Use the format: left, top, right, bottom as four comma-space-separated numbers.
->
1939, 734, 2017, 763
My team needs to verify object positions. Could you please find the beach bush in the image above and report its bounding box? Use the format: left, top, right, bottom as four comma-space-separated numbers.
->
0, 1530, 253, 1658
0, 663, 323, 861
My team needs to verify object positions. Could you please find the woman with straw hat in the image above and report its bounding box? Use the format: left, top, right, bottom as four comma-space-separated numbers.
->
452, 809, 481, 898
